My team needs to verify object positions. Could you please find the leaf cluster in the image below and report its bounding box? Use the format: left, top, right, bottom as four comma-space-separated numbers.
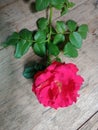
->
36, 0, 75, 16
33, 19, 88, 58
2, 29, 33, 58
2, 0, 89, 79
3, 19, 88, 59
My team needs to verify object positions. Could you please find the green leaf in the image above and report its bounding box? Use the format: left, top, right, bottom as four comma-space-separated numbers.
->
61, 7, 68, 16
69, 32, 82, 48
52, 3, 63, 10
34, 30, 46, 43
64, 42, 78, 58
15, 39, 32, 58
48, 43, 60, 56
19, 29, 32, 40
2, 32, 19, 47
53, 34, 65, 44
67, 2, 75, 8
3, 29, 33, 58
51, 0, 65, 5
66, 20, 77, 32
61, 1, 75, 16
33, 42, 46, 57
37, 17, 49, 30
23, 66, 35, 79
78, 24, 88, 39
23, 62, 46, 79
36, 0, 50, 11
14, 29, 33, 58
56, 21, 66, 34
51, 0, 65, 10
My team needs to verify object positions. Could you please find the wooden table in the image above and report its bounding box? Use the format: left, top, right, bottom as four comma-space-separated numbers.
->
0, 0, 98, 130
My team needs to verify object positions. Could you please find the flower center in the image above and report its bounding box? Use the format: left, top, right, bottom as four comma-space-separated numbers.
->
54, 80, 62, 93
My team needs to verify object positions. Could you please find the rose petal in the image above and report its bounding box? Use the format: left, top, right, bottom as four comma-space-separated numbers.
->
32, 62, 84, 109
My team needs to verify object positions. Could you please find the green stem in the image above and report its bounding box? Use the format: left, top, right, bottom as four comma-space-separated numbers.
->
49, 6, 53, 25
46, 6, 53, 65
47, 6, 53, 43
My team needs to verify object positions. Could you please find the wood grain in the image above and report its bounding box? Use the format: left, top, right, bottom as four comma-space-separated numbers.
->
0, 0, 98, 130
77, 111, 98, 130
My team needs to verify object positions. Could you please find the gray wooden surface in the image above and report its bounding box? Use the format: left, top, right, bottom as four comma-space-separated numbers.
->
0, 0, 98, 130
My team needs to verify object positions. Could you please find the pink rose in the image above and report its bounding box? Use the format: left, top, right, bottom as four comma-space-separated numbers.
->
32, 62, 84, 109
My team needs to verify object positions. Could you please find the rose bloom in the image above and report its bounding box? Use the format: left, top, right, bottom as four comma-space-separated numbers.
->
32, 62, 84, 109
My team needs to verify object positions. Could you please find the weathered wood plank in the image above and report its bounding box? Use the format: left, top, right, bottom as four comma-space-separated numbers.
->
0, 0, 98, 130
0, 0, 46, 42
0, 0, 16, 9
0, 0, 91, 42
77, 111, 98, 130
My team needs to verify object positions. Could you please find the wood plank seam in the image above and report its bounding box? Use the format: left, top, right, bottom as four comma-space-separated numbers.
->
77, 111, 98, 130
